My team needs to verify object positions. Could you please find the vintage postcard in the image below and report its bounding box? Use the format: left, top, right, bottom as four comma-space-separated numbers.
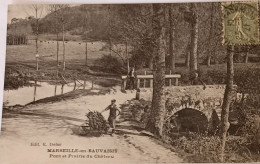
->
1, 1, 260, 163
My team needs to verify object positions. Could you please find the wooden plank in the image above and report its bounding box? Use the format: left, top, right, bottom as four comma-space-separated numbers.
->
121, 74, 181, 79
137, 74, 181, 79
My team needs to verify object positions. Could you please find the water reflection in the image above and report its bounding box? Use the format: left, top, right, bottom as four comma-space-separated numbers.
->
4, 80, 94, 106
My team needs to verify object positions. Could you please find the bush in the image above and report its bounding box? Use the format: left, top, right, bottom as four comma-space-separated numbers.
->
170, 133, 221, 162
95, 55, 126, 74
169, 132, 258, 162
4, 71, 31, 90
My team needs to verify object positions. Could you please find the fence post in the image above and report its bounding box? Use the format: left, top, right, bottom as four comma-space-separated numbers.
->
175, 78, 179, 86
137, 78, 140, 89
33, 81, 37, 101
122, 78, 127, 91
73, 78, 76, 91
83, 80, 86, 89
36, 57, 39, 71
150, 79, 153, 88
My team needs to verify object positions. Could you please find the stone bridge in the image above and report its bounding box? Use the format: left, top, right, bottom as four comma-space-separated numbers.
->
138, 85, 237, 121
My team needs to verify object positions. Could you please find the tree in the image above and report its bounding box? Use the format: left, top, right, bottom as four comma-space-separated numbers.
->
80, 4, 89, 66
109, 4, 154, 70
84, 8, 88, 67
47, 5, 69, 74
47, 5, 61, 70
58, 4, 70, 71
169, 4, 176, 72
31, 5, 43, 71
203, 3, 222, 66
185, 43, 191, 68
207, 3, 215, 66
108, 5, 112, 56
189, 3, 199, 73
145, 4, 166, 137
220, 45, 235, 162
244, 45, 249, 63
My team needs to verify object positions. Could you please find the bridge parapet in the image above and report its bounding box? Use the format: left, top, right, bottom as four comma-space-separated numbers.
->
121, 74, 181, 91
138, 85, 237, 120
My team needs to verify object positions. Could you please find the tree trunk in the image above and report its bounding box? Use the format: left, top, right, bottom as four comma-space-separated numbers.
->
185, 51, 190, 68
244, 46, 249, 63
62, 23, 66, 71
108, 5, 112, 56
207, 55, 211, 66
220, 45, 234, 162
85, 41, 88, 66
35, 10, 39, 71
84, 8, 88, 67
56, 33, 59, 66
169, 4, 176, 72
145, 4, 166, 137
185, 44, 190, 68
207, 3, 215, 67
189, 3, 198, 73
148, 57, 153, 70
126, 41, 129, 73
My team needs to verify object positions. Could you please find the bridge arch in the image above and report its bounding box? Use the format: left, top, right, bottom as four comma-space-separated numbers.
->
169, 108, 220, 133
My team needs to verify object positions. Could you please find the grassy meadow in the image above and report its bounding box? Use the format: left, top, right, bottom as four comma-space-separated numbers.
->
4, 34, 260, 89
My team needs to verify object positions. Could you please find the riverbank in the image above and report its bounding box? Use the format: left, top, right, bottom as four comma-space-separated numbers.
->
3, 87, 112, 112
4, 62, 121, 90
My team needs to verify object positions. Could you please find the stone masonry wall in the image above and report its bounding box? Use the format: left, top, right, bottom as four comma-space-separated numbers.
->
138, 85, 237, 120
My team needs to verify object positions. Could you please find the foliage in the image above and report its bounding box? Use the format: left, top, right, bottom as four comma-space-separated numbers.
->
94, 55, 126, 74
169, 132, 259, 162
171, 133, 221, 162
203, 65, 260, 95
7, 19, 33, 35
4, 70, 31, 90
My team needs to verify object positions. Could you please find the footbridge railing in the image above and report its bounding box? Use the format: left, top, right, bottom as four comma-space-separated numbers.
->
121, 73, 181, 91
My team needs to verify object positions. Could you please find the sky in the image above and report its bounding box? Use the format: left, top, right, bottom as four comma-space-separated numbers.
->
7, 4, 80, 23
8, 4, 48, 23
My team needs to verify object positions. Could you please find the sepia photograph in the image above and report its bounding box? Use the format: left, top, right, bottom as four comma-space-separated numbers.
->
0, 1, 260, 163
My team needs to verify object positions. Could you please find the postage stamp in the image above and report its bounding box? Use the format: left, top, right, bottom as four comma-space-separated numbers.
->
222, 1, 259, 45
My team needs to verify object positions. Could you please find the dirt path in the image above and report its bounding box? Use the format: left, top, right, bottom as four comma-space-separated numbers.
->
0, 87, 182, 164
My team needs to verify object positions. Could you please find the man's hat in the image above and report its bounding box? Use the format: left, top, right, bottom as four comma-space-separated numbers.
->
111, 99, 116, 102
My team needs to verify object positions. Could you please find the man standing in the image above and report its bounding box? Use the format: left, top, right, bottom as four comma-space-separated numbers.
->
190, 71, 206, 90
128, 67, 136, 90
101, 99, 121, 134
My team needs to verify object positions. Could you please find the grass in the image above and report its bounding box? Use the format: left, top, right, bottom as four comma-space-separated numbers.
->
4, 39, 122, 89
5, 36, 260, 90
6, 39, 107, 64
29, 33, 83, 42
